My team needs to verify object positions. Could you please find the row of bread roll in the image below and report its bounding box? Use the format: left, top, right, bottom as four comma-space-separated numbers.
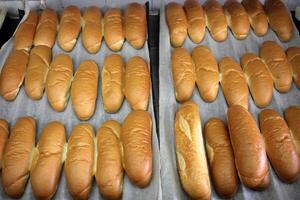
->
1, 111, 152, 199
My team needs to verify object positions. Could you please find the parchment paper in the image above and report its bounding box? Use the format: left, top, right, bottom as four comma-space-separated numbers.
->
160, 0, 300, 199
0, 3, 161, 200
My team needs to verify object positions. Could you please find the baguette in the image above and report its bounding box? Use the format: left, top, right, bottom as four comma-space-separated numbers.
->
25, 45, 52, 100
204, 118, 238, 198
284, 106, 300, 156
2, 117, 36, 198
165, 2, 188, 47
259, 109, 299, 182
33, 9, 58, 48
71, 60, 98, 120
121, 110, 152, 187
96, 120, 123, 200
191, 45, 218, 102
184, 0, 206, 43
227, 105, 269, 189
175, 101, 211, 199
260, 41, 292, 92
286, 46, 300, 89
219, 57, 249, 109
82, 6, 103, 54
171, 48, 195, 102
45, 54, 73, 112
65, 123, 94, 200
0, 119, 8, 169
203, 0, 227, 42
0, 50, 29, 101
102, 54, 125, 113
240, 53, 273, 108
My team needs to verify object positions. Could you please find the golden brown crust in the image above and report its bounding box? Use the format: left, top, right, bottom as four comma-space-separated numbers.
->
0, 119, 8, 169
286, 46, 300, 89
284, 106, 300, 157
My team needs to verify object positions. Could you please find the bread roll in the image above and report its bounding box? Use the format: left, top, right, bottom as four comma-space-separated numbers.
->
57, 5, 81, 51
284, 106, 300, 156
204, 118, 238, 198
165, 2, 187, 47
224, 0, 250, 39
227, 105, 269, 189
175, 101, 210, 199
71, 60, 98, 120
286, 46, 300, 89
184, 0, 205, 43
33, 9, 58, 48
191, 45, 218, 102
65, 123, 94, 200
265, 0, 293, 42
242, 0, 268, 36
121, 110, 152, 187
220, 57, 249, 110
2, 117, 36, 198
104, 8, 124, 51
0, 119, 8, 169
260, 41, 292, 92
82, 6, 103, 54
30, 121, 66, 200
45, 54, 73, 112
25, 45, 52, 100
203, 0, 227, 42
259, 109, 299, 182
124, 56, 150, 110
13, 11, 38, 51
125, 3, 147, 49
240, 53, 273, 108
171, 48, 195, 102
0, 50, 29, 101
102, 54, 125, 113
96, 120, 123, 200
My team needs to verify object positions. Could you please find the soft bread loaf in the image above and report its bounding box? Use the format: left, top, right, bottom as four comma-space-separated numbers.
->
0, 50, 29, 101
124, 56, 150, 110
13, 11, 38, 51
219, 57, 249, 110
284, 106, 300, 156
45, 54, 73, 112
286, 47, 300, 89
242, 0, 268, 36
224, 0, 250, 39
203, 0, 227, 42
65, 123, 94, 200
2, 117, 36, 198
265, 0, 293, 42
71, 60, 98, 120
125, 3, 147, 49
184, 0, 206, 43
121, 110, 152, 187
82, 6, 103, 54
204, 118, 238, 198
166, 2, 188, 47
192, 45, 218, 102
227, 105, 269, 189
259, 109, 299, 182
96, 120, 123, 200
25, 45, 52, 100
104, 8, 124, 51
0, 119, 8, 169
57, 5, 81, 52
33, 9, 58, 48
102, 54, 125, 113
175, 101, 211, 199
260, 41, 292, 92
240, 53, 273, 108
171, 48, 195, 102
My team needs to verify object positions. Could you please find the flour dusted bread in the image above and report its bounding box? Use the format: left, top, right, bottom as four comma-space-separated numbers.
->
2, 117, 36, 198
166, 2, 187, 47
0, 119, 8, 169
71, 60, 98, 120
96, 120, 123, 200
58, 5, 81, 51
0, 49, 29, 101
284, 106, 300, 156
25, 45, 52, 100
286, 46, 300, 89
